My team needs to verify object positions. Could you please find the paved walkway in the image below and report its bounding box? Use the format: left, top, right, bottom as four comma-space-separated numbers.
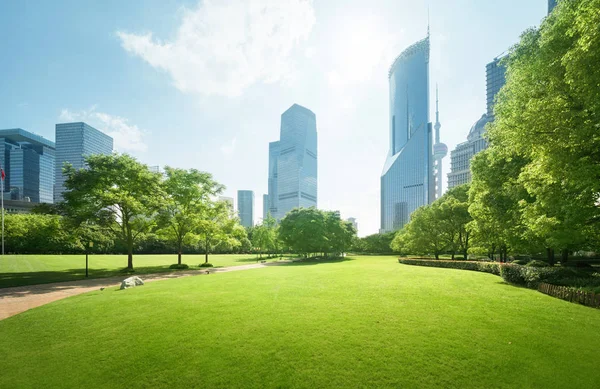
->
0, 261, 290, 321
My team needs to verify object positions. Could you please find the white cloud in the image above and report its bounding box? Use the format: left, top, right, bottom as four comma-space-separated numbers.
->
220, 137, 237, 157
117, 0, 316, 97
58, 107, 148, 152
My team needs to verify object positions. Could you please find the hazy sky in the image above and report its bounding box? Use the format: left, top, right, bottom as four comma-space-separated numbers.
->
0, 0, 549, 236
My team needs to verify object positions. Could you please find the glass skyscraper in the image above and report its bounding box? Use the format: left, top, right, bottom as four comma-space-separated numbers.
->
0, 129, 55, 203
262, 194, 269, 221
268, 104, 317, 221
448, 56, 506, 189
237, 190, 254, 227
380, 36, 434, 233
54, 122, 113, 202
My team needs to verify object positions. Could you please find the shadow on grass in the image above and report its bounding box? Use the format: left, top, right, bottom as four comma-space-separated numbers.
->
0, 265, 209, 291
275, 256, 357, 267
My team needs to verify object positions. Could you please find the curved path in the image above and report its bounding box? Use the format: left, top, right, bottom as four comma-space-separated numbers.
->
0, 260, 291, 321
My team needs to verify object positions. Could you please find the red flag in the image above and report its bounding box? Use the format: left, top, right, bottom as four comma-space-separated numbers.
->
1, 169, 4, 181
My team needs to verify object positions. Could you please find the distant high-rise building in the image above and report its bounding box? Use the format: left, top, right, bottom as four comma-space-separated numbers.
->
347, 217, 358, 232
548, 0, 557, 14
237, 190, 254, 227
447, 114, 491, 188
262, 194, 269, 221
268, 104, 317, 220
380, 35, 434, 233
448, 56, 506, 190
486, 56, 507, 118
54, 122, 113, 202
268, 141, 280, 217
0, 129, 55, 203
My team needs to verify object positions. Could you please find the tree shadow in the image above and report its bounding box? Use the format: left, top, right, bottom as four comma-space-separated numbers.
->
0, 265, 209, 291
275, 256, 357, 267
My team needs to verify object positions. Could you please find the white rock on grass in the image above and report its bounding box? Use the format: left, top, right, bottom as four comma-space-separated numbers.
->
120, 276, 145, 290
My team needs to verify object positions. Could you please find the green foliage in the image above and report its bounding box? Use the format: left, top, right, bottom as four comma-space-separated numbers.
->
398, 259, 500, 276
169, 264, 190, 270
525, 260, 550, 267
511, 259, 529, 265
157, 167, 224, 264
279, 208, 356, 257
352, 232, 396, 254
63, 153, 163, 269
199, 263, 213, 268
468, 0, 600, 261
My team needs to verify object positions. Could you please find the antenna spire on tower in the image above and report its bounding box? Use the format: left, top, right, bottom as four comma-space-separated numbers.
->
427, 6, 430, 36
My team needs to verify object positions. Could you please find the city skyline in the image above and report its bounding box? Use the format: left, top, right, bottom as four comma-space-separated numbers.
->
0, 0, 551, 235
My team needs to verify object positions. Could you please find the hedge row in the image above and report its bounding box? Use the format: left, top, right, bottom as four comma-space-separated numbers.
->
397, 259, 500, 276
399, 259, 600, 306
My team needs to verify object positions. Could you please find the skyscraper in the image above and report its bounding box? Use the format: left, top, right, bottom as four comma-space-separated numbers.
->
548, 0, 558, 14
268, 141, 280, 217
380, 35, 434, 233
54, 122, 113, 202
0, 129, 55, 203
486, 56, 507, 118
237, 190, 254, 228
268, 104, 318, 221
262, 194, 269, 221
448, 56, 506, 189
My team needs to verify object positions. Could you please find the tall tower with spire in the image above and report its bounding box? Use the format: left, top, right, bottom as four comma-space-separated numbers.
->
432, 85, 447, 199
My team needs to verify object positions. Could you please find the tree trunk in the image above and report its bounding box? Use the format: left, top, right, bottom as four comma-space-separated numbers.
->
178, 242, 182, 265
205, 237, 209, 264
435, 252, 439, 260
451, 252, 455, 260
547, 248, 555, 265
560, 249, 568, 265
127, 249, 133, 270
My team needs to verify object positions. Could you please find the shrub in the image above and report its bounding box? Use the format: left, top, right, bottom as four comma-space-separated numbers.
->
199, 263, 213, 268
512, 259, 529, 265
526, 260, 550, 267
398, 259, 500, 275
500, 264, 527, 285
169, 264, 189, 270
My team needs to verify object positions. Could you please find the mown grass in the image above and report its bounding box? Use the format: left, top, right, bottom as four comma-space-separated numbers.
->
0, 254, 284, 288
1, 256, 599, 388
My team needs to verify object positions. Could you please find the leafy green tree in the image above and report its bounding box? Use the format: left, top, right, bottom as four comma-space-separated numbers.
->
353, 232, 396, 254
252, 213, 277, 258
63, 153, 163, 270
279, 208, 326, 256
193, 199, 246, 264
438, 185, 472, 259
391, 204, 447, 259
475, 0, 600, 261
158, 167, 224, 265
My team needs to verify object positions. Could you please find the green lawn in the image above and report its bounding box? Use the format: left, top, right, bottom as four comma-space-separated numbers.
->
1, 256, 599, 388
0, 254, 283, 288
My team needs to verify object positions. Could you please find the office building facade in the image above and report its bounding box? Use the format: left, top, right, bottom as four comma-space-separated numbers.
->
380, 36, 434, 233
268, 104, 318, 221
0, 128, 55, 203
448, 56, 506, 189
237, 190, 254, 228
262, 194, 269, 221
54, 122, 113, 202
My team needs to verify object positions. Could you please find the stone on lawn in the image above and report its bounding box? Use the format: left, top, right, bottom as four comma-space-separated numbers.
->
120, 276, 144, 290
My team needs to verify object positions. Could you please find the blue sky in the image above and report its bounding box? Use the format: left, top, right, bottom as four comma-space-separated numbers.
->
0, 0, 549, 236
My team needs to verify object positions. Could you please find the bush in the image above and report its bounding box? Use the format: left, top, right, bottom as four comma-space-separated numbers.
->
199, 263, 213, 268
564, 261, 594, 268
169, 264, 189, 270
512, 259, 529, 265
398, 259, 500, 276
526, 260, 550, 267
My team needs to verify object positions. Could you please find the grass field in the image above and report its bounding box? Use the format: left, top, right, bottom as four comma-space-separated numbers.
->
0, 254, 283, 288
1, 256, 599, 388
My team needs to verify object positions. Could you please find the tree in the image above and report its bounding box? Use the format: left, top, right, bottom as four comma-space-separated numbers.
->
158, 167, 224, 265
63, 153, 163, 270
279, 208, 327, 256
353, 232, 396, 254
194, 199, 245, 264
252, 213, 277, 258
477, 0, 600, 260
391, 204, 447, 259
438, 185, 472, 259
